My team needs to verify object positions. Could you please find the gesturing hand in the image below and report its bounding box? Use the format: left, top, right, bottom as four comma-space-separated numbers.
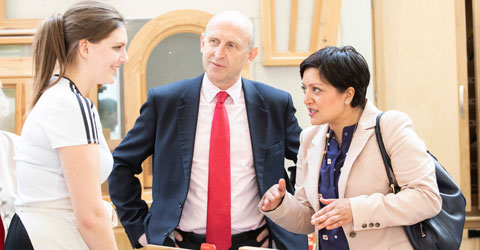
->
311, 197, 353, 230
138, 233, 147, 247
261, 178, 287, 212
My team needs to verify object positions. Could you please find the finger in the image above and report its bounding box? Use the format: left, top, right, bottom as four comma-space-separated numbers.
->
261, 198, 272, 211
315, 215, 340, 230
312, 208, 337, 225
278, 178, 286, 195
256, 228, 269, 242
311, 213, 328, 225
319, 197, 335, 205
138, 233, 147, 247
261, 238, 269, 248
311, 204, 334, 220
173, 230, 183, 241
326, 220, 343, 230
265, 190, 279, 201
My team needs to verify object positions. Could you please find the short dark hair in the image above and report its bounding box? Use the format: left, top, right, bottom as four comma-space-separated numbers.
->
299, 46, 370, 108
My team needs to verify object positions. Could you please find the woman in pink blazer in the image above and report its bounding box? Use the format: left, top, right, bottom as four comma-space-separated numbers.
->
260, 46, 441, 250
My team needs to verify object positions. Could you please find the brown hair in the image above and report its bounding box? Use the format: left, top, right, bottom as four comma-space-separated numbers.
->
31, 0, 124, 108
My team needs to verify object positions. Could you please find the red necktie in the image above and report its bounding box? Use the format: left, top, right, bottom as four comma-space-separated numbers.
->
206, 91, 231, 250
0, 215, 4, 250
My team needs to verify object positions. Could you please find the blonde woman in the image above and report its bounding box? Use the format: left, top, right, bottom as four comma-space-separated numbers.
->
5, 1, 128, 249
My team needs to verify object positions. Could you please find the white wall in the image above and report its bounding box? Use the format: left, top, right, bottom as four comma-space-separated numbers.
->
7, 0, 373, 129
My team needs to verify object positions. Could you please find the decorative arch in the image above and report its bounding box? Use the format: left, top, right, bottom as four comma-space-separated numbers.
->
123, 9, 214, 132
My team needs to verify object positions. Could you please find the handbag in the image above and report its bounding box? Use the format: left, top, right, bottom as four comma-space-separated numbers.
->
375, 112, 466, 250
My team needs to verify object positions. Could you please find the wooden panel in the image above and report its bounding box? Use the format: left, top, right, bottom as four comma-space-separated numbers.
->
288, 0, 298, 52
1, 81, 25, 134
455, 0, 471, 212
0, 57, 33, 78
473, 0, 480, 210
0, 0, 41, 30
0, 36, 33, 44
262, 0, 342, 66
461, 228, 480, 249
372, 0, 470, 210
314, 0, 342, 49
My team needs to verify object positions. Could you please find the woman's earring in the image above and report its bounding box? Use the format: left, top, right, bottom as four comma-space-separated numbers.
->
345, 100, 350, 105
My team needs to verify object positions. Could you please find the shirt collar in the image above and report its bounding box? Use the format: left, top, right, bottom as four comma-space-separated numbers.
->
202, 74, 243, 105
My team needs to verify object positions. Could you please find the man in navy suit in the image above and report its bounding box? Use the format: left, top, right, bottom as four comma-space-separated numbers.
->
109, 10, 308, 250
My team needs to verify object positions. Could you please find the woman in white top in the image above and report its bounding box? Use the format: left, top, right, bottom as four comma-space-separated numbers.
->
0, 83, 18, 249
4, 1, 128, 249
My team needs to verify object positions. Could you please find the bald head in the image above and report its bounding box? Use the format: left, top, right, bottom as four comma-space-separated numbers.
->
205, 11, 255, 48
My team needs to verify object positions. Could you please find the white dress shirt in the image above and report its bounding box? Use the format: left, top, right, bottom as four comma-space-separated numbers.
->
178, 75, 265, 234
0, 130, 18, 233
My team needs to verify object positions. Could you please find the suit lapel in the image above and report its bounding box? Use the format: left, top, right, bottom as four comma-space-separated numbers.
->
305, 127, 328, 211
242, 79, 269, 192
338, 101, 380, 198
176, 75, 202, 177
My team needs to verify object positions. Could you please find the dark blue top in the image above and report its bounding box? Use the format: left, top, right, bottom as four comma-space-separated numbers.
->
317, 124, 357, 250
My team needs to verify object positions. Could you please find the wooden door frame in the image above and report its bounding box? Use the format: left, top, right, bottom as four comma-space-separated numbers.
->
371, 0, 471, 211
123, 9, 215, 192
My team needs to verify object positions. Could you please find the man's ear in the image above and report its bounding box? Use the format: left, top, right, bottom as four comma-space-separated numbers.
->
200, 33, 205, 53
246, 46, 258, 64
77, 39, 89, 59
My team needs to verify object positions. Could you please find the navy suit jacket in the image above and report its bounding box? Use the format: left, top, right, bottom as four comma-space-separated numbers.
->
109, 74, 308, 249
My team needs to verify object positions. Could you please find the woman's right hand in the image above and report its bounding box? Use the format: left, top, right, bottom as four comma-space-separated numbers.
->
261, 178, 287, 212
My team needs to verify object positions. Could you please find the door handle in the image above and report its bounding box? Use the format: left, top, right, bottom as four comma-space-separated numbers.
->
459, 85, 465, 118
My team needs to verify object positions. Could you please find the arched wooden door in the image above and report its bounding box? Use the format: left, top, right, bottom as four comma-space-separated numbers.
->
123, 10, 213, 133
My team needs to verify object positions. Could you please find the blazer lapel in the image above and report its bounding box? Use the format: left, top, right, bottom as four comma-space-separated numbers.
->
305, 127, 328, 211
338, 101, 380, 198
176, 75, 202, 177
242, 79, 269, 192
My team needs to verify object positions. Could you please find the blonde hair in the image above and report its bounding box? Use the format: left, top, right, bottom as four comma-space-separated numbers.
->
31, 0, 124, 109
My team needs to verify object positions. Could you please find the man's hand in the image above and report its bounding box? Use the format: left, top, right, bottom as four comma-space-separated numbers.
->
311, 197, 353, 230
173, 230, 183, 247
138, 233, 147, 247
256, 227, 269, 247
261, 178, 287, 212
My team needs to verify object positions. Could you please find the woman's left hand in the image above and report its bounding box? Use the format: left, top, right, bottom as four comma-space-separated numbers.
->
311, 197, 353, 230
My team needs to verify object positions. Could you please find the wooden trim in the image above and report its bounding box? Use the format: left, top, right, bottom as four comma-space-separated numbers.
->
87, 84, 98, 107
0, 19, 41, 30
309, 0, 323, 52
473, 0, 480, 210
0, 0, 5, 21
288, 0, 298, 53
0, 29, 35, 36
262, 0, 342, 66
0, 0, 42, 30
0, 57, 33, 78
315, 0, 342, 49
0, 36, 33, 44
1, 81, 25, 135
262, 0, 276, 64
455, 0, 471, 212
372, 0, 386, 109
465, 215, 480, 229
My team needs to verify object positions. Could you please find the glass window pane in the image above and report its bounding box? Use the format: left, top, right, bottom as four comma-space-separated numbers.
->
146, 32, 204, 91
98, 74, 122, 140
0, 45, 33, 57
0, 87, 16, 133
